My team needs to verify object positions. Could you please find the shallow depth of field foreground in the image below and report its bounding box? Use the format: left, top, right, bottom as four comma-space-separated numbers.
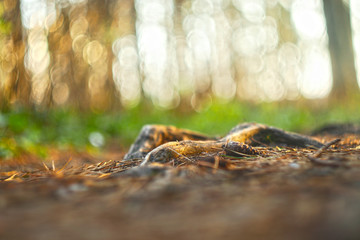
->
1, 122, 360, 240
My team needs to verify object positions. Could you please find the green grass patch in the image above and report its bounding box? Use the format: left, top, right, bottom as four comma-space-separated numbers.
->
0, 99, 359, 160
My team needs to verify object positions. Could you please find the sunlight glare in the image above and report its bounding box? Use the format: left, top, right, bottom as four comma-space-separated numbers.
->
112, 35, 141, 108
291, 0, 332, 99
291, 0, 326, 40
232, 0, 265, 23
350, 0, 360, 87
299, 46, 332, 99
135, 0, 181, 108
21, 0, 56, 29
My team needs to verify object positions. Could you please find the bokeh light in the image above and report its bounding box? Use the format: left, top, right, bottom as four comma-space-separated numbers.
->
291, 0, 332, 99
350, 0, 360, 87
0, 0, 358, 109
112, 35, 141, 107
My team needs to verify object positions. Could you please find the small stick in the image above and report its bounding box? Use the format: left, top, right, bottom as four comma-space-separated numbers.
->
59, 157, 73, 172
249, 138, 267, 146
212, 155, 220, 173
312, 138, 341, 158
52, 160, 56, 171
42, 162, 50, 171
168, 148, 196, 164
306, 138, 347, 168
4, 173, 17, 182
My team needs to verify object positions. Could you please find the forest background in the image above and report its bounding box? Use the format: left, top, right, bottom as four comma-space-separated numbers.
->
0, 0, 360, 159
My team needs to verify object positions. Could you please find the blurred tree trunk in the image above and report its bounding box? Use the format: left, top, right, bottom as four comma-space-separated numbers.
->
88, 0, 119, 110
323, 0, 358, 99
47, 5, 72, 108
3, 0, 30, 107
69, 4, 90, 110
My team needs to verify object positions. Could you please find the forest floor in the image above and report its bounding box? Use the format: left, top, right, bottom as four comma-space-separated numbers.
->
1, 131, 360, 240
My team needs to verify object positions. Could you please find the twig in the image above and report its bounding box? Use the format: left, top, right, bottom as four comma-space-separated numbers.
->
306, 138, 347, 168
249, 138, 268, 146
58, 157, 73, 172
4, 173, 17, 182
168, 148, 196, 164
42, 162, 50, 171
212, 155, 220, 173
52, 160, 56, 171
313, 138, 341, 158
222, 148, 254, 157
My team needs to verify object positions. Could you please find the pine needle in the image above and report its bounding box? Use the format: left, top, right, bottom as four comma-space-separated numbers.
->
58, 157, 73, 172
4, 173, 17, 182
43, 162, 50, 171
52, 160, 56, 171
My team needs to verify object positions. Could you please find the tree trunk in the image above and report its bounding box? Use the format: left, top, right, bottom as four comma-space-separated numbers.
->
323, 0, 358, 99
2, 0, 30, 107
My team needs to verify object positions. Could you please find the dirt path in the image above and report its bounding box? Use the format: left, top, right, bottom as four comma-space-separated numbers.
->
1, 135, 360, 240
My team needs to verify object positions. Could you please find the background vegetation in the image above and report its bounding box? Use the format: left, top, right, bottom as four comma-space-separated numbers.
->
1, 97, 360, 159
0, 0, 359, 159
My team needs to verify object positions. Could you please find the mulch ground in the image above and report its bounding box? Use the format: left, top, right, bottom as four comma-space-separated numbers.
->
1, 134, 360, 240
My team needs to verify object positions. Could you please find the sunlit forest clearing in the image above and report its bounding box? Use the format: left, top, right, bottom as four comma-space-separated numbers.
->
1, 0, 360, 240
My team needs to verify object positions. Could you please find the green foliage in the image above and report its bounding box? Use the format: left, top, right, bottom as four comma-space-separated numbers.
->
0, 3, 11, 35
0, 18, 11, 35
0, 100, 359, 160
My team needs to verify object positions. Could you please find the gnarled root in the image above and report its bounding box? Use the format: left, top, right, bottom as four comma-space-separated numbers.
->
124, 125, 212, 161
128, 123, 324, 165
223, 123, 324, 149
141, 140, 223, 166
141, 140, 264, 166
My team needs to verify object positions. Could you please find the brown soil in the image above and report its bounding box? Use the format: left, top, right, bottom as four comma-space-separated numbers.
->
1, 135, 360, 240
